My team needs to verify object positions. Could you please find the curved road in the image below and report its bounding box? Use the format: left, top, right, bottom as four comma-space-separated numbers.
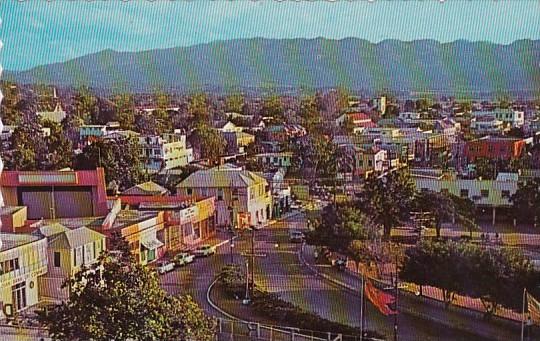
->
161, 212, 519, 341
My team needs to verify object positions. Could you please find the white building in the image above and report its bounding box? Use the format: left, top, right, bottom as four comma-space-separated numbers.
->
176, 164, 272, 228
470, 116, 504, 135
412, 170, 518, 225
139, 132, 194, 172
473, 110, 524, 129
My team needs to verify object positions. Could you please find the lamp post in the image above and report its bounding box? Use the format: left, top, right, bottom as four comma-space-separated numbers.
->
229, 239, 235, 264
243, 260, 250, 304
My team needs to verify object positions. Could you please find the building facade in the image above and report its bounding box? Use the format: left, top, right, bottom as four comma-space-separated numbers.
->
177, 164, 272, 228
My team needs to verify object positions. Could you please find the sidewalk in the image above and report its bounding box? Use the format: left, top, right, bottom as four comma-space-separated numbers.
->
300, 243, 521, 341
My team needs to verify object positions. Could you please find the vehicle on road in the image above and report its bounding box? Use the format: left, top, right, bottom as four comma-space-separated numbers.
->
173, 252, 195, 267
289, 230, 305, 243
290, 202, 301, 210
193, 244, 217, 257
156, 260, 175, 274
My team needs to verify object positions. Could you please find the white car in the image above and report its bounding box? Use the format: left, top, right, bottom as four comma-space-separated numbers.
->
193, 244, 217, 257
156, 260, 175, 274
174, 252, 195, 267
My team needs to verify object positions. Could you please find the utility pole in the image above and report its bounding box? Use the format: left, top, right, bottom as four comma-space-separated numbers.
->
360, 269, 365, 341
394, 253, 399, 341
251, 226, 255, 298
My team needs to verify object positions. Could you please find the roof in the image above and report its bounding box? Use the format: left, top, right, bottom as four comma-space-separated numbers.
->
37, 110, 67, 124
0, 206, 25, 216
0, 233, 44, 252
48, 226, 105, 250
177, 164, 267, 189
122, 181, 169, 196
33, 223, 69, 238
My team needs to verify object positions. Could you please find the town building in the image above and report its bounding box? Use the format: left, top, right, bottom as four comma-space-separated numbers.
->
34, 223, 106, 300
335, 112, 376, 132
138, 132, 193, 172
36, 104, 66, 124
0, 168, 109, 220
115, 195, 216, 252
411, 169, 519, 225
176, 164, 272, 228
222, 131, 255, 155
0, 233, 48, 318
464, 136, 526, 162
254, 152, 294, 169
470, 116, 504, 135
259, 169, 292, 218
122, 181, 170, 196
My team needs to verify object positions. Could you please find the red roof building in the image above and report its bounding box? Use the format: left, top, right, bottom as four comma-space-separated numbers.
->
464, 136, 526, 162
0, 168, 109, 220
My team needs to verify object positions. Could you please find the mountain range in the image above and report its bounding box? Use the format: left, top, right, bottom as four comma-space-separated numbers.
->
4, 38, 540, 96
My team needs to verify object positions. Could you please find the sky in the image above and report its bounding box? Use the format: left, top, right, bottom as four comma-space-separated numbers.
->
1, 0, 539, 71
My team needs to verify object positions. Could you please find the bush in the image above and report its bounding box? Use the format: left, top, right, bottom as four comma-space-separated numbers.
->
217, 264, 245, 298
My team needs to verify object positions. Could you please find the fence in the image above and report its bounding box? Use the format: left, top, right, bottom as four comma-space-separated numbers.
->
216, 318, 343, 341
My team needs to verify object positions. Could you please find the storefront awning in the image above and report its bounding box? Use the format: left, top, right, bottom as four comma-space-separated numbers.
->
140, 235, 164, 250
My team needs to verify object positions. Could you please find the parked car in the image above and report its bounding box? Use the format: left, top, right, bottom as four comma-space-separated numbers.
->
290, 202, 301, 210
173, 252, 195, 267
156, 260, 175, 274
289, 230, 304, 243
193, 244, 217, 257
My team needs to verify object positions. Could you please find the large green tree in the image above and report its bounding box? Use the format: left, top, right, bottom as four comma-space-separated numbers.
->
357, 171, 416, 238
512, 178, 540, 226
306, 204, 378, 253
7, 117, 48, 170
298, 95, 321, 132
74, 137, 145, 190
400, 240, 540, 315
39, 250, 215, 341
153, 91, 173, 133
73, 86, 98, 124
188, 93, 210, 126
191, 124, 227, 166
113, 93, 136, 130
413, 190, 477, 238
261, 95, 284, 122
0, 81, 23, 125
225, 94, 245, 113
42, 119, 73, 170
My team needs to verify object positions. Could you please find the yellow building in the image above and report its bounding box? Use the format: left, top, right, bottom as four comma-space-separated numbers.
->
0, 233, 48, 318
35, 223, 106, 300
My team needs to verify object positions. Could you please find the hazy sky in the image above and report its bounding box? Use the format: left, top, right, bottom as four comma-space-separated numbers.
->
1, 0, 539, 71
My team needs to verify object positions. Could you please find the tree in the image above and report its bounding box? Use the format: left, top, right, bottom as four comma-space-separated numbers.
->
261, 95, 284, 122
154, 91, 172, 133
73, 86, 98, 124
298, 95, 321, 132
188, 93, 210, 125
414, 190, 477, 238
356, 171, 416, 238
400, 240, 540, 314
0, 81, 23, 125
306, 204, 377, 253
512, 178, 540, 226
191, 124, 227, 166
474, 157, 497, 180
225, 94, 245, 113
42, 119, 73, 170
74, 138, 145, 190
38, 248, 215, 341
113, 93, 135, 130
7, 116, 48, 170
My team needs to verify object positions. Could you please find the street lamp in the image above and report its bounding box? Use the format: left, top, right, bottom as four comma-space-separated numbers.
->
243, 260, 250, 305
229, 240, 235, 264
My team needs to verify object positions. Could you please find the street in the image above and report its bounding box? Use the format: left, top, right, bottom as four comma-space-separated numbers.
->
161, 211, 521, 341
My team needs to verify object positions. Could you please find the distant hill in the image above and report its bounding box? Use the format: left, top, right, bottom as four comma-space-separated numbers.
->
4, 38, 540, 96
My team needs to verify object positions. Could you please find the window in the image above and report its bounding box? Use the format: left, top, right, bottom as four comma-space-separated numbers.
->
186, 188, 193, 195
481, 189, 489, 198
421, 188, 429, 192
460, 189, 469, 198
501, 190, 511, 198
12, 282, 26, 311
441, 188, 449, 195
54, 252, 61, 267
2, 258, 20, 274
217, 188, 224, 201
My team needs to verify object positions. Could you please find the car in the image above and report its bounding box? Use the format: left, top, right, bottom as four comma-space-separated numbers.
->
173, 252, 195, 267
290, 202, 301, 210
289, 230, 304, 243
156, 260, 175, 274
193, 244, 217, 257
